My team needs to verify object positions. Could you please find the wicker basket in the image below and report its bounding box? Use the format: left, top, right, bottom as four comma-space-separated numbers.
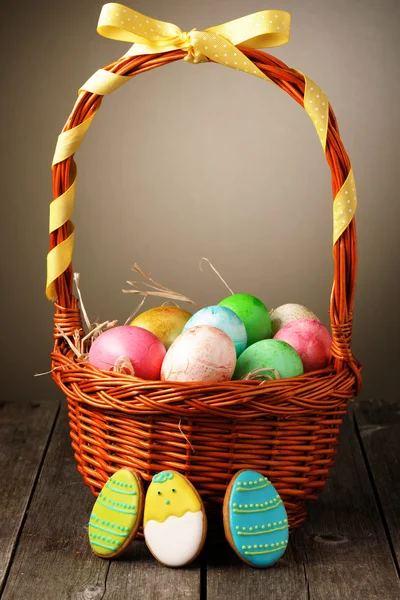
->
50, 46, 361, 531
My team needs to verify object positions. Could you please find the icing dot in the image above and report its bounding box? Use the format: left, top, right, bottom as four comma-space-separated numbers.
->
250, 504, 254, 508
243, 527, 247, 531
249, 482, 253, 486
256, 504, 259, 508
269, 501, 273, 504
242, 545, 246, 550
244, 505, 249, 509
262, 525, 265, 529
247, 545, 252, 549
268, 523, 271, 527
281, 541, 285, 545
254, 545, 258, 549
253, 481, 258, 485
271, 543, 275, 548
265, 544, 269, 548
273, 522, 277, 526
249, 527, 253, 531
233, 503, 237, 507
236, 526, 239, 530
239, 505, 243, 509
101, 520, 105, 524
165, 499, 170, 505
259, 478, 263, 482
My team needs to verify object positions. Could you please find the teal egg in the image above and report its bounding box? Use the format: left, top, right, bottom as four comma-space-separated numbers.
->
218, 294, 271, 346
183, 306, 247, 356
233, 339, 303, 380
224, 469, 289, 567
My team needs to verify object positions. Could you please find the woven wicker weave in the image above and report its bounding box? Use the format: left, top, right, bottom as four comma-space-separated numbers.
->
50, 48, 362, 531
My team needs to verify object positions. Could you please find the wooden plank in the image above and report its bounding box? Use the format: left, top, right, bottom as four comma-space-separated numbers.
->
206, 407, 400, 599
100, 542, 201, 600
354, 397, 400, 569
0, 400, 59, 594
1, 405, 201, 600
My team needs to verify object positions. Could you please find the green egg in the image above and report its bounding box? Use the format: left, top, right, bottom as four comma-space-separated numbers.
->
218, 294, 271, 346
233, 339, 303, 380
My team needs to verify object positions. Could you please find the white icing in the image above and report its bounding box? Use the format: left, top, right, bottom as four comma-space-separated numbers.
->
144, 511, 204, 567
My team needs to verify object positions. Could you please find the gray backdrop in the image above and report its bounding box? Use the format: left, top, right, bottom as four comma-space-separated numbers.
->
2, 0, 399, 403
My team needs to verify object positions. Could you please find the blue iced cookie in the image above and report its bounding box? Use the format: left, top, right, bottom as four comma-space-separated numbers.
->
223, 470, 289, 567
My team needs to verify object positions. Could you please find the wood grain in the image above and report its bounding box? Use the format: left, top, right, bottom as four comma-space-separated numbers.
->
206, 407, 400, 599
0, 400, 58, 594
354, 397, 400, 570
296, 406, 400, 599
1, 405, 201, 600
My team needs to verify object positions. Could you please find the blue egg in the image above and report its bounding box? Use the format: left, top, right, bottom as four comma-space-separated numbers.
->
182, 306, 247, 356
224, 470, 289, 567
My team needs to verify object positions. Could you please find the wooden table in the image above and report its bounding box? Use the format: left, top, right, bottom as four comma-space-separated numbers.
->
1, 398, 399, 599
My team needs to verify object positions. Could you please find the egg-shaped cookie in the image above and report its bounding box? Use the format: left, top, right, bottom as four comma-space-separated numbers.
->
88, 468, 144, 558
144, 471, 207, 567
223, 470, 289, 567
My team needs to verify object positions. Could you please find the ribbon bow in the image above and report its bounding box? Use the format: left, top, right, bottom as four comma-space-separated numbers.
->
97, 3, 291, 73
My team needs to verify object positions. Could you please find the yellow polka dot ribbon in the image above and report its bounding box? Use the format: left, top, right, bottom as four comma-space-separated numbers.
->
46, 3, 357, 300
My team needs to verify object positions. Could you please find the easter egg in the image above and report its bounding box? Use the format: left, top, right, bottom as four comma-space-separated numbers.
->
218, 294, 271, 345
88, 468, 144, 558
270, 303, 319, 336
88, 325, 166, 380
130, 306, 192, 350
274, 318, 332, 372
161, 326, 236, 383
223, 470, 289, 567
183, 306, 247, 356
234, 339, 303, 380
144, 470, 207, 567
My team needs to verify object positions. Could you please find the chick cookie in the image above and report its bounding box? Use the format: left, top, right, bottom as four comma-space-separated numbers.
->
88, 468, 144, 558
223, 470, 289, 568
143, 471, 207, 567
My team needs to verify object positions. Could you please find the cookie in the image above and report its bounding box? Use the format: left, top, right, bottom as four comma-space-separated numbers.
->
88, 468, 144, 558
143, 470, 207, 567
223, 469, 289, 567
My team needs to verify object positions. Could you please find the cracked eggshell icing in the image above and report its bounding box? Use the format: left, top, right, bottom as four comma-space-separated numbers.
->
130, 306, 192, 350
88, 468, 144, 558
144, 471, 207, 567
270, 303, 319, 336
88, 325, 166, 380
223, 470, 289, 567
218, 294, 271, 346
182, 305, 247, 356
233, 339, 303, 380
161, 325, 236, 383
274, 318, 332, 372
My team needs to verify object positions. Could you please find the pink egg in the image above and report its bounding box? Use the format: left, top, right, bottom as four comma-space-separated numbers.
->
161, 326, 236, 383
273, 318, 332, 372
88, 326, 166, 380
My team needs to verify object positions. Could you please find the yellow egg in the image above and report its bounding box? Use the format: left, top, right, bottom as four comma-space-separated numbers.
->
130, 306, 192, 349
143, 471, 207, 567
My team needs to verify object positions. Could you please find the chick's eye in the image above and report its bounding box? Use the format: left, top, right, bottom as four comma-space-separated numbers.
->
157, 491, 162, 496
172, 488, 176, 492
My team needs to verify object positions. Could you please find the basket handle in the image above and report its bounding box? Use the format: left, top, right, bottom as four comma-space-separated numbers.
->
48, 49, 361, 388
